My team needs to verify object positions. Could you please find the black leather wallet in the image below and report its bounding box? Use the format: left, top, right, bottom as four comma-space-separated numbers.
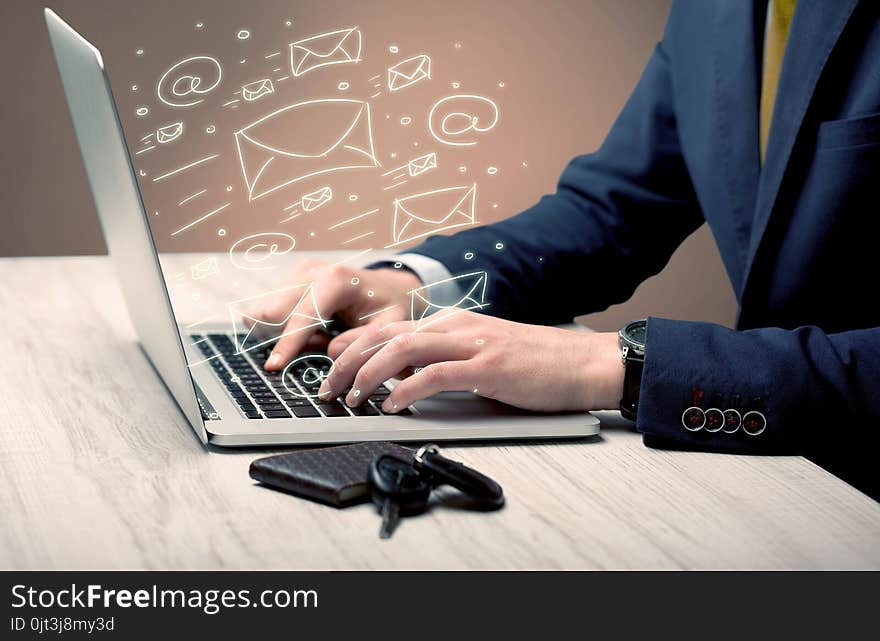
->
249, 442, 416, 507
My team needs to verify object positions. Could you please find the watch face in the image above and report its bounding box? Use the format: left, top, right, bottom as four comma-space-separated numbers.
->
624, 320, 647, 346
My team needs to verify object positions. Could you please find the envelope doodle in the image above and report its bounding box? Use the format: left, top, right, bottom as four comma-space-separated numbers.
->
290, 27, 362, 77
190, 256, 219, 280
410, 271, 489, 329
234, 99, 380, 201
387, 54, 432, 92
242, 78, 275, 102
156, 121, 183, 144
390, 184, 477, 246
301, 186, 333, 212
407, 152, 437, 178
229, 283, 328, 354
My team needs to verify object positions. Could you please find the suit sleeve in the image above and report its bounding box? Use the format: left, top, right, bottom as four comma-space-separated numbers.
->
640, 318, 880, 461
404, 39, 705, 325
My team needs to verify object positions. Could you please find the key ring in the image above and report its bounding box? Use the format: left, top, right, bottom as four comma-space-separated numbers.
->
414, 443, 439, 465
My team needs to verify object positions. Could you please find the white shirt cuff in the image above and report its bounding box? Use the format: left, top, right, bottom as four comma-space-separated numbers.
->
395, 253, 464, 307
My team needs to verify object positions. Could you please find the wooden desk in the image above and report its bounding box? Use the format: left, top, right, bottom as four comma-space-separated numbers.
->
1, 254, 878, 569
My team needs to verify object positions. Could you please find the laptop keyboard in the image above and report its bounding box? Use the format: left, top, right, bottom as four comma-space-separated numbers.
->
191, 333, 410, 420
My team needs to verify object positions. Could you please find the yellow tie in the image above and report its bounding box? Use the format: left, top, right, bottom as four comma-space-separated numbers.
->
760, 0, 797, 162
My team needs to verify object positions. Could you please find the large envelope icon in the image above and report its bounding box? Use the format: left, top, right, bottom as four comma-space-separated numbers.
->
156, 121, 183, 144
387, 54, 431, 92
242, 78, 274, 102
229, 283, 329, 354
410, 271, 488, 329
234, 99, 380, 201
301, 186, 333, 212
390, 184, 477, 246
290, 27, 362, 77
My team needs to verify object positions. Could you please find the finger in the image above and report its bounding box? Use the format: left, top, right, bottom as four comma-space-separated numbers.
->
327, 325, 371, 358
411, 306, 473, 333
382, 361, 480, 412
304, 333, 331, 352
344, 334, 475, 407
265, 280, 352, 370
319, 320, 416, 396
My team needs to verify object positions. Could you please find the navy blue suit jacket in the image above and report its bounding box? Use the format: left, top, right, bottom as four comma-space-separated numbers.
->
407, 0, 880, 496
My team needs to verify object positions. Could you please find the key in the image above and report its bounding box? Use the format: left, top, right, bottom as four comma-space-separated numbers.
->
414, 444, 505, 510
367, 454, 431, 539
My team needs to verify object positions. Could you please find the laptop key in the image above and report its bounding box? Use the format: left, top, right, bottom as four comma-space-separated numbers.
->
245, 411, 262, 419
350, 403, 380, 416
317, 402, 351, 417
291, 405, 321, 418
264, 409, 292, 419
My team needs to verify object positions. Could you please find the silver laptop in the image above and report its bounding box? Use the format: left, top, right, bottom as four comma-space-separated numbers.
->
45, 9, 600, 447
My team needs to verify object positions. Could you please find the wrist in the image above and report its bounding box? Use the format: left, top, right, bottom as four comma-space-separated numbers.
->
580, 332, 625, 410
374, 266, 422, 292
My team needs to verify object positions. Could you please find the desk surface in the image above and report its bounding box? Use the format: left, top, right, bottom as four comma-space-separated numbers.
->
1, 254, 879, 569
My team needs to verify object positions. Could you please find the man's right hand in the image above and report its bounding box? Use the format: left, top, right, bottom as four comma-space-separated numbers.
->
242, 258, 422, 371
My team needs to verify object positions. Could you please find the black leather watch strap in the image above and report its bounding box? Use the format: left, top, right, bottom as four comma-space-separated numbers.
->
619, 348, 644, 422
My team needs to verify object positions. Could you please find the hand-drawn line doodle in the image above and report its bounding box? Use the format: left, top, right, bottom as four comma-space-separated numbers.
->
152, 154, 219, 182
428, 94, 499, 147
290, 27, 362, 77
234, 98, 379, 201
341, 230, 375, 245
387, 54, 431, 92
228, 232, 296, 271
242, 78, 274, 102
171, 202, 230, 237
381, 151, 437, 179
190, 256, 220, 280
300, 186, 333, 212
360, 271, 489, 355
281, 354, 335, 399
410, 271, 488, 329
388, 184, 477, 247
177, 188, 207, 206
327, 208, 379, 231
157, 56, 223, 108
156, 121, 184, 144
230, 284, 328, 354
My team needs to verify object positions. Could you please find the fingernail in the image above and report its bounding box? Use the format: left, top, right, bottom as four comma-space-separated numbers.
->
265, 353, 281, 370
318, 381, 330, 395
346, 389, 361, 407
382, 400, 397, 413
317, 388, 333, 400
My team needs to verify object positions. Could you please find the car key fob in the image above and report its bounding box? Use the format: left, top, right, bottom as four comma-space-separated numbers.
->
414, 444, 505, 510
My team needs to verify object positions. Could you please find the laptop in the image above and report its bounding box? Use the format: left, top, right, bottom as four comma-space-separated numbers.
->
44, 9, 600, 447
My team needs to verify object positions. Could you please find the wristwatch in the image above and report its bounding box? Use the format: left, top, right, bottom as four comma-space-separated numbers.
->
618, 319, 647, 422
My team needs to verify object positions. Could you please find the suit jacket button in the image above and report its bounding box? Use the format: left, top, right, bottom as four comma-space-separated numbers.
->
722, 409, 741, 434
682, 407, 705, 431
742, 410, 767, 436
704, 408, 724, 432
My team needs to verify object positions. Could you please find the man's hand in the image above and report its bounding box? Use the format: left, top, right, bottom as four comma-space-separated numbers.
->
318, 310, 625, 413
243, 259, 421, 371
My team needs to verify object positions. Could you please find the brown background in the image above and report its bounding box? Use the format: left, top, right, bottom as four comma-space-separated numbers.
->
0, 0, 736, 330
